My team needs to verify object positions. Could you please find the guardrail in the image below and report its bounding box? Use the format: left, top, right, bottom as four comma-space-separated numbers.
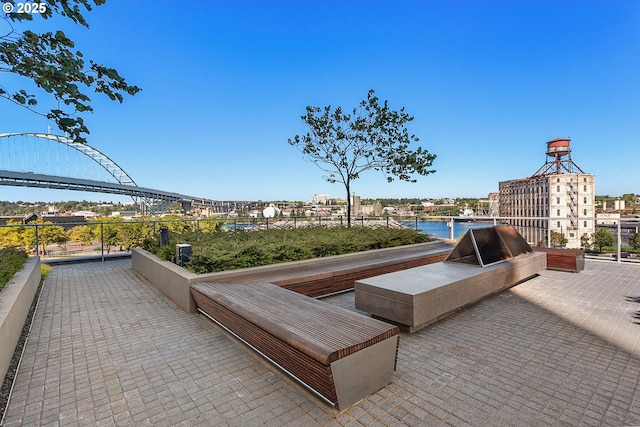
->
0, 215, 637, 263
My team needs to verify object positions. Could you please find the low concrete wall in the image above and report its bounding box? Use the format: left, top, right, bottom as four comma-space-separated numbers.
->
132, 249, 199, 313
0, 256, 41, 383
132, 242, 452, 314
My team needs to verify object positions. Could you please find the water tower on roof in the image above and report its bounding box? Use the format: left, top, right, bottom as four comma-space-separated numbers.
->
531, 137, 585, 176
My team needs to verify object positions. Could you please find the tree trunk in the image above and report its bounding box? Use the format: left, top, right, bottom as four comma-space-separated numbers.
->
345, 182, 351, 228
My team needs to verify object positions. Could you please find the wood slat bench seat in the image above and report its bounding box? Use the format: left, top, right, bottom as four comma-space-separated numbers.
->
533, 247, 585, 272
190, 281, 400, 410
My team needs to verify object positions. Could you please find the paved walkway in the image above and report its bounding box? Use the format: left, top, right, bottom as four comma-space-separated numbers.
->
3, 259, 640, 426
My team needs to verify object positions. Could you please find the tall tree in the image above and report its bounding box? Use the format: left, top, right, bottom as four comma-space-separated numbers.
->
38, 222, 68, 255
0, 0, 141, 143
549, 230, 568, 248
69, 224, 94, 248
289, 90, 436, 226
593, 228, 615, 253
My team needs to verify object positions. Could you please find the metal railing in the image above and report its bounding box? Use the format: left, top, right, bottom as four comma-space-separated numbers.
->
0, 215, 637, 263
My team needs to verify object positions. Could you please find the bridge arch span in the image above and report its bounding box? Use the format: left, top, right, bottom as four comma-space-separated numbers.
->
0, 132, 137, 187
0, 132, 261, 215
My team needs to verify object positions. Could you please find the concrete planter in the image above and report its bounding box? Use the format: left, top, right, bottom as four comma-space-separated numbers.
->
132, 242, 453, 314
0, 256, 41, 383
132, 248, 199, 313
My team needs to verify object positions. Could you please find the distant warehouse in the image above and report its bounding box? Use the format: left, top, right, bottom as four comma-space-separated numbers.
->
498, 138, 595, 249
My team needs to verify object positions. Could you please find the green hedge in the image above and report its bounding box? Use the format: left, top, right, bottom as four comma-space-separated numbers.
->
0, 247, 29, 292
144, 226, 433, 274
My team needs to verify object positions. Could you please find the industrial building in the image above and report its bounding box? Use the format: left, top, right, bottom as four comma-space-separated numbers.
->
499, 138, 595, 249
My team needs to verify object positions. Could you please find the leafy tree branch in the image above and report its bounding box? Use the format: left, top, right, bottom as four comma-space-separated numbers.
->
1, 0, 140, 143
289, 89, 436, 226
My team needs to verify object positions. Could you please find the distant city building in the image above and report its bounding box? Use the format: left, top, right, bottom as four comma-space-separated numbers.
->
75, 210, 98, 219
421, 205, 439, 213
360, 203, 383, 216
498, 138, 595, 248
0, 213, 37, 225
596, 213, 620, 225
350, 194, 361, 216
312, 194, 332, 204
488, 192, 500, 217
41, 215, 87, 229
111, 211, 136, 219
41, 205, 59, 217
262, 204, 281, 218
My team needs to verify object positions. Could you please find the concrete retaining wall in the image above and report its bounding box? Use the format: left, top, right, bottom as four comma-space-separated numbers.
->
132, 242, 452, 314
0, 256, 41, 383
132, 249, 199, 313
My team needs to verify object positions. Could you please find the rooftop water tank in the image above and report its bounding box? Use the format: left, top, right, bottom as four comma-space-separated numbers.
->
546, 138, 571, 157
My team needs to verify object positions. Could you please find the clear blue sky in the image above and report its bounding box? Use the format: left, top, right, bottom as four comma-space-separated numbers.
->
2, 1, 639, 203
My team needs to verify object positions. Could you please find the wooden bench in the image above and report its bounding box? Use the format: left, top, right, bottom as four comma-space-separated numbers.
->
198, 240, 453, 297
190, 281, 400, 410
533, 247, 585, 272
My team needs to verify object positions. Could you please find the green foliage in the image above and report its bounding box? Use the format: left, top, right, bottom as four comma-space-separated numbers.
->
144, 226, 433, 274
0, 200, 134, 216
629, 232, 640, 251
622, 193, 636, 204
1, 0, 140, 142
41, 263, 52, 278
198, 219, 224, 233
38, 222, 68, 255
593, 228, 615, 253
550, 231, 568, 248
68, 225, 94, 246
0, 247, 28, 292
0, 220, 35, 250
97, 221, 120, 253
90, 217, 156, 253
289, 90, 436, 226
273, 244, 313, 262
117, 221, 154, 251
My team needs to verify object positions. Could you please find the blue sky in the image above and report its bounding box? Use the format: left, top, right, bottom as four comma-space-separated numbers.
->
2, 1, 639, 203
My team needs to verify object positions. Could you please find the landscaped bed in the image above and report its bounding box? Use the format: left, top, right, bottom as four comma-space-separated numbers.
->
0, 248, 28, 293
143, 226, 434, 274
0, 251, 42, 421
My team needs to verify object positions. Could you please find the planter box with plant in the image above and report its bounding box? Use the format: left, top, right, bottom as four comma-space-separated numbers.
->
0, 249, 41, 385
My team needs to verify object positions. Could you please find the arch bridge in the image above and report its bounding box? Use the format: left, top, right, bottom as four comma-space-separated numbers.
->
0, 133, 258, 215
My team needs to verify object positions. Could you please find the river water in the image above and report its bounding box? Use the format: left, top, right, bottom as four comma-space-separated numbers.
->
400, 220, 497, 240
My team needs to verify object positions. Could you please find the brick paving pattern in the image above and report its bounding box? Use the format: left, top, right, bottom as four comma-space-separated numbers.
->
3, 259, 640, 426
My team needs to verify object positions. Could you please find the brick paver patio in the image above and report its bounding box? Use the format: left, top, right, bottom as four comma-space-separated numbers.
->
3, 259, 640, 426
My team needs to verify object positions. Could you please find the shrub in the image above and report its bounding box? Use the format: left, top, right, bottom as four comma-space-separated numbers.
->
151, 226, 433, 273
41, 263, 52, 279
0, 247, 29, 292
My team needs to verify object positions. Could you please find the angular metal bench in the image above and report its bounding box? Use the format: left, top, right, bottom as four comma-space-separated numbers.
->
190, 281, 399, 410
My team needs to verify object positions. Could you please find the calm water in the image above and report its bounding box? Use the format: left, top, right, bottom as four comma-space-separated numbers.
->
401, 220, 497, 240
